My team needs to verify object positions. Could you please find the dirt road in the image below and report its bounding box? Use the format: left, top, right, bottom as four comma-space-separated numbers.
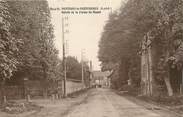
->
65, 88, 180, 117
1, 88, 181, 117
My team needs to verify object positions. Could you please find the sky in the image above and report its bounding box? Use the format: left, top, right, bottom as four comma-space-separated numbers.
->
48, 0, 122, 70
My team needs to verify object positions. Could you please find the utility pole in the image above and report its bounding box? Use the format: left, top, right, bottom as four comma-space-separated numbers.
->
81, 49, 85, 85
62, 17, 67, 98
89, 61, 93, 87
61, 0, 69, 98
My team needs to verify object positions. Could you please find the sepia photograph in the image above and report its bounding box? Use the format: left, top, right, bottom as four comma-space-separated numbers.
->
0, 0, 183, 117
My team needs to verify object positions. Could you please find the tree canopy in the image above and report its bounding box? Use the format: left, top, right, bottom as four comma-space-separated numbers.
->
98, 0, 183, 91
0, 0, 20, 81
66, 56, 90, 83
6, 0, 62, 81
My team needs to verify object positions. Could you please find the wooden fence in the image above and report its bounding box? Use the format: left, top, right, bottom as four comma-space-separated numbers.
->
4, 86, 24, 99
0, 79, 89, 100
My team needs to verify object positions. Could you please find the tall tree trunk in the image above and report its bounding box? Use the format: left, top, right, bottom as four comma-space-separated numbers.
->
148, 44, 153, 96
164, 29, 173, 96
164, 76, 173, 96
141, 39, 148, 95
0, 79, 6, 103
43, 79, 48, 99
164, 51, 173, 96
43, 68, 48, 99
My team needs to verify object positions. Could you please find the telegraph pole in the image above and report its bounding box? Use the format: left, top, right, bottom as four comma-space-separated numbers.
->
62, 17, 67, 98
81, 49, 85, 85
89, 61, 93, 87
81, 51, 84, 84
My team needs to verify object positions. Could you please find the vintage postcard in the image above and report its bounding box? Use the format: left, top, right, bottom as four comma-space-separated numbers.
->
0, 0, 183, 116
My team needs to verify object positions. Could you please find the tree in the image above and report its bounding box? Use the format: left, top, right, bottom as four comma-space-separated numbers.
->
7, 0, 61, 79
66, 56, 90, 86
98, 0, 158, 89
0, 0, 21, 102
66, 56, 82, 80
6, 0, 62, 97
99, 0, 183, 96
99, 0, 153, 90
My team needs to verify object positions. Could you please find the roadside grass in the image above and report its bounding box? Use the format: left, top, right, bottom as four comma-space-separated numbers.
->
0, 101, 42, 114
116, 90, 183, 116
0, 87, 92, 116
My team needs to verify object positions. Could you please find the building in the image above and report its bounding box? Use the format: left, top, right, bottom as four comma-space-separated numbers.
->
91, 71, 111, 88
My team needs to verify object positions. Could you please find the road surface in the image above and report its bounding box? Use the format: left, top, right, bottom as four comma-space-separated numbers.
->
1, 88, 180, 117
65, 88, 179, 117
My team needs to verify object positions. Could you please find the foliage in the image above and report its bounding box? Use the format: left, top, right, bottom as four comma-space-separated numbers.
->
66, 56, 90, 83
66, 56, 82, 80
0, 0, 20, 81
98, 0, 158, 87
98, 0, 159, 64
98, 0, 183, 91
6, 0, 62, 82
